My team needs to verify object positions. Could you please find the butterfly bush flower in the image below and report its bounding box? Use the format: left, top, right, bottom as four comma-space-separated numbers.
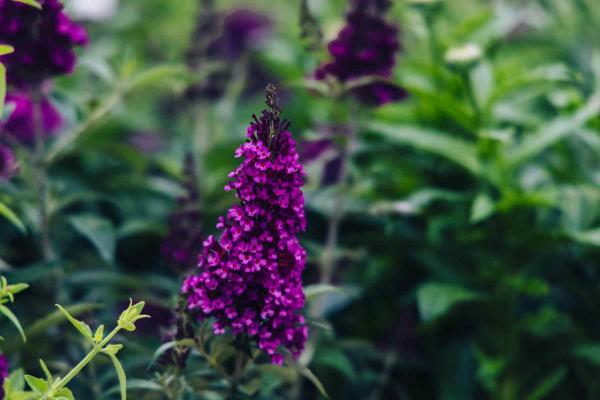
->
162, 153, 204, 272
315, 0, 406, 106
183, 85, 308, 364
0, 144, 18, 180
1, 91, 63, 146
0, 0, 87, 88
0, 354, 8, 398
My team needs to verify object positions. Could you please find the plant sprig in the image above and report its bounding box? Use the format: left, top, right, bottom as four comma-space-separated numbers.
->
14, 300, 149, 400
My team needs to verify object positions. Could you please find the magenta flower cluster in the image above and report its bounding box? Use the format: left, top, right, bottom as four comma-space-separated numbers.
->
0, 0, 87, 87
0, 354, 8, 398
2, 91, 63, 146
183, 86, 308, 364
315, 0, 406, 106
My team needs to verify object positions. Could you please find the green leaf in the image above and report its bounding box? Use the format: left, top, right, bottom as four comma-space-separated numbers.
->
573, 343, 600, 366
304, 284, 352, 301
68, 215, 116, 262
0, 202, 27, 234
0, 63, 5, 117
25, 303, 100, 340
148, 338, 195, 367
567, 228, 600, 247
24, 375, 47, 393
368, 122, 483, 177
0, 45, 14, 56
54, 387, 75, 400
470, 193, 495, 223
526, 367, 567, 400
0, 304, 26, 342
127, 64, 187, 92
94, 324, 104, 343
296, 363, 330, 399
38, 359, 53, 385
506, 90, 600, 167
11, 0, 42, 9
55, 304, 94, 342
417, 282, 481, 321
108, 354, 127, 400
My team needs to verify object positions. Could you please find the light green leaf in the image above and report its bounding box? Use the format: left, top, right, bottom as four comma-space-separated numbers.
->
417, 282, 481, 321
38, 359, 53, 384
526, 367, 567, 400
94, 324, 104, 343
304, 284, 351, 301
125, 379, 163, 391
11, 0, 42, 9
506, 90, 600, 167
108, 354, 127, 400
369, 122, 483, 177
0, 45, 14, 56
470, 193, 495, 223
567, 228, 600, 247
55, 304, 94, 342
0, 63, 5, 117
0, 304, 26, 342
0, 202, 27, 234
68, 215, 116, 262
54, 387, 75, 400
24, 375, 47, 393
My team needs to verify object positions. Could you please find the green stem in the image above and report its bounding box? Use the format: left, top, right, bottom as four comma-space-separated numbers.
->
32, 90, 55, 261
46, 326, 121, 397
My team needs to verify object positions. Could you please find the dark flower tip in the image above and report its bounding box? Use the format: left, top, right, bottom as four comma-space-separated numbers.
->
248, 84, 291, 149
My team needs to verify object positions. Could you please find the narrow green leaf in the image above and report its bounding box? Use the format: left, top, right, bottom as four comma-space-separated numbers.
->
417, 282, 481, 321
573, 343, 600, 366
148, 338, 196, 367
0, 304, 26, 342
38, 359, 53, 384
506, 90, 600, 167
0, 64, 5, 117
94, 324, 105, 343
0, 45, 14, 56
24, 375, 47, 393
55, 304, 94, 342
108, 354, 127, 400
470, 193, 495, 223
0, 202, 27, 234
296, 363, 330, 399
11, 0, 42, 9
368, 122, 483, 177
54, 387, 75, 400
567, 228, 600, 247
68, 215, 116, 262
526, 367, 567, 400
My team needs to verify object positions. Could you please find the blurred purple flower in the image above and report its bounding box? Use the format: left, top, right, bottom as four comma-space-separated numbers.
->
0, 354, 8, 398
0, 0, 87, 88
162, 153, 204, 272
207, 9, 271, 61
299, 125, 348, 187
0, 144, 18, 180
185, 4, 272, 101
1, 91, 63, 146
183, 85, 308, 364
128, 131, 166, 154
314, 0, 406, 106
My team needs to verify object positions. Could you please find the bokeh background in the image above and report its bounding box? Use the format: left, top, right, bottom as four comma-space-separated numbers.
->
4, 0, 600, 398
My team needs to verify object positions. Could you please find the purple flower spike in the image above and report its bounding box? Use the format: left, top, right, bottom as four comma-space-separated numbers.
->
0, 354, 8, 398
183, 84, 308, 364
0, 0, 88, 87
0, 144, 18, 180
315, 0, 406, 106
2, 91, 63, 146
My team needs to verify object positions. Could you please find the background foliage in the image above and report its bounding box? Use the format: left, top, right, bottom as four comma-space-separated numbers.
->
3, 0, 600, 398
